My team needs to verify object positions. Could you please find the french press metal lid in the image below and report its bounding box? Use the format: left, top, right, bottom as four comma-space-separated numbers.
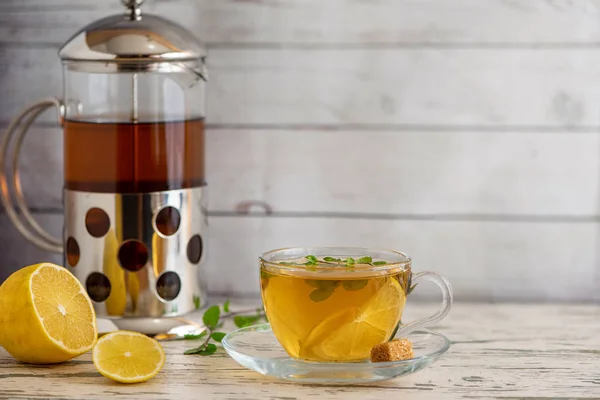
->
60, 0, 207, 77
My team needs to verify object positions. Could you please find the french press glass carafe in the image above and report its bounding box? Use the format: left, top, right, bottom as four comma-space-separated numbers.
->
0, 0, 208, 333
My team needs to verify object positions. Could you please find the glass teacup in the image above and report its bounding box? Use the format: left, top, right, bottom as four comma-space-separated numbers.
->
259, 247, 453, 362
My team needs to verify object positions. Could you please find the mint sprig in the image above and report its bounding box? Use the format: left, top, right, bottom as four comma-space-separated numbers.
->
275, 256, 407, 303
184, 305, 227, 355
184, 303, 267, 355
278, 255, 388, 269
283, 255, 390, 302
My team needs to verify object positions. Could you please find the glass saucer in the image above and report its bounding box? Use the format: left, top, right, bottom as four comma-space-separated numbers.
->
222, 323, 451, 384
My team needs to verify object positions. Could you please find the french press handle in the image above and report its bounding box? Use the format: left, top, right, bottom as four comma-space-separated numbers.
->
0, 98, 64, 253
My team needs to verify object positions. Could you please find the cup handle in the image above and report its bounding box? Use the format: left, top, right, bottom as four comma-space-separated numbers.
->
395, 271, 453, 337
0, 98, 64, 253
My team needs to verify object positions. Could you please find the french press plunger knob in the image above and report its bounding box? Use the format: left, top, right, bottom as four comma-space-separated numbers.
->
122, 0, 144, 20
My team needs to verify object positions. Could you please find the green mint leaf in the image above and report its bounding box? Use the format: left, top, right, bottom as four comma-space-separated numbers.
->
246, 315, 262, 325
345, 258, 356, 267
373, 261, 387, 266
406, 273, 416, 295
304, 279, 322, 288
305, 280, 341, 290
323, 256, 336, 262
304, 255, 319, 266
211, 332, 226, 342
199, 343, 218, 356
342, 280, 368, 291
223, 300, 230, 313
234, 316, 256, 328
388, 323, 400, 341
309, 288, 334, 302
193, 295, 201, 310
407, 283, 418, 295
320, 280, 341, 290
184, 331, 208, 340
203, 305, 220, 330
356, 256, 372, 264
234, 315, 262, 328
234, 316, 247, 328
184, 342, 208, 355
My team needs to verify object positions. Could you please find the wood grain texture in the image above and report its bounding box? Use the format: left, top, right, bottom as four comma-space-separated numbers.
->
2, 47, 600, 127
0, 302, 599, 399
5, 126, 598, 217
3, 212, 596, 301
1, 0, 600, 46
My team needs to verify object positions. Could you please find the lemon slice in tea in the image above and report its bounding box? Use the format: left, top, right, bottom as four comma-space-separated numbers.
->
301, 277, 404, 362
93, 331, 165, 383
0, 263, 97, 364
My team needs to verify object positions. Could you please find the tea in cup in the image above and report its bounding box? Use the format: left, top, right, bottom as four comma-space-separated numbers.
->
259, 247, 452, 362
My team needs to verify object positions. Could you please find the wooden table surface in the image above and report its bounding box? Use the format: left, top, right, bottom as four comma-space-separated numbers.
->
0, 302, 598, 400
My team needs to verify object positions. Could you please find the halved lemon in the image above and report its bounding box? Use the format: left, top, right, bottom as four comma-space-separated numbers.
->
301, 277, 404, 361
93, 330, 165, 383
0, 263, 97, 364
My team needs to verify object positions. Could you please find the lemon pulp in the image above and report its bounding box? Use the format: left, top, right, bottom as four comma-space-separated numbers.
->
0, 263, 97, 364
93, 330, 165, 383
300, 278, 404, 361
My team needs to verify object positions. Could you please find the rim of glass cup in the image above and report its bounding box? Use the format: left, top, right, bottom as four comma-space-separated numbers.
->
259, 246, 412, 273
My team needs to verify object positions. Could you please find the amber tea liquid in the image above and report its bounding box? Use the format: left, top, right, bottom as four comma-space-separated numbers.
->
261, 259, 411, 362
64, 118, 205, 193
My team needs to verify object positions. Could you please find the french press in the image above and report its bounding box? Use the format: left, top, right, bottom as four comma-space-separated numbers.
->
0, 0, 209, 333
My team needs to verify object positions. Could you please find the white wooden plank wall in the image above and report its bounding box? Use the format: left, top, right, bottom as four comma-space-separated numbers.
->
0, 0, 599, 302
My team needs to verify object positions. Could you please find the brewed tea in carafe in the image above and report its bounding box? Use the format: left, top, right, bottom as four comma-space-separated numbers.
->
64, 118, 205, 193
0, 0, 209, 334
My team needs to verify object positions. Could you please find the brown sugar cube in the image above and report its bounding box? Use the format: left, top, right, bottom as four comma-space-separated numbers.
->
370, 338, 414, 362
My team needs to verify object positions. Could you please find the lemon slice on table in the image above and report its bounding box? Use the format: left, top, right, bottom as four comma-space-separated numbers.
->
301, 278, 404, 362
93, 331, 165, 383
0, 262, 97, 364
